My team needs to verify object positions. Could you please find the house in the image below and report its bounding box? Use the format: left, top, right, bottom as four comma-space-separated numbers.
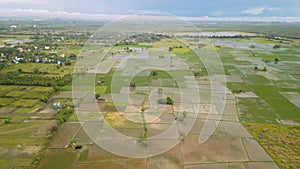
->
1, 54, 7, 61
52, 102, 61, 108
44, 46, 50, 50
57, 61, 64, 65
10, 25, 17, 28
12, 56, 23, 63
42, 58, 48, 63
17, 47, 24, 53
35, 57, 40, 63
12, 59, 19, 64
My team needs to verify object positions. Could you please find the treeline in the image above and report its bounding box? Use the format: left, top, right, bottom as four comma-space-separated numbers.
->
116, 33, 171, 46
0, 73, 72, 87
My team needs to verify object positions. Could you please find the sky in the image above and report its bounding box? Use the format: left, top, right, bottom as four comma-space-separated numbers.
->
0, 0, 299, 20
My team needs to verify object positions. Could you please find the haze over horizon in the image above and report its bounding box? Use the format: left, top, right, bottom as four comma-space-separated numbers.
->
0, 0, 300, 21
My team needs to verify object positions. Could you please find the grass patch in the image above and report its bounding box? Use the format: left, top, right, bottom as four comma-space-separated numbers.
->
37, 149, 76, 169
243, 122, 300, 169
13, 99, 40, 108
21, 91, 49, 99
78, 149, 89, 162
5, 91, 27, 98
0, 98, 15, 107
0, 137, 48, 146
227, 82, 253, 92
247, 85, 300, 122
152, 39, 183, 48
132, 76, 151, 86
30, 87, 54, 93
237, 98, 278, 123
104, 112, 142, 129
171, 47, 191, 53
95, 86, 107, 94
0, 63, 73, 76
0, 157, 35, 169
13, 108, 36, 114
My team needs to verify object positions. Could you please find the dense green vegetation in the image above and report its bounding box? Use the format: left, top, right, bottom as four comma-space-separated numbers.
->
0, 73, 72, 87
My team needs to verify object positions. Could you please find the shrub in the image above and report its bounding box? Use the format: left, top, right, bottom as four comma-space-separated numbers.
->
75, 145, 82, 149
166, 97, 174, 105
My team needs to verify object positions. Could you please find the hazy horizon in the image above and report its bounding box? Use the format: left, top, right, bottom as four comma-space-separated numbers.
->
0, 0, 300, 22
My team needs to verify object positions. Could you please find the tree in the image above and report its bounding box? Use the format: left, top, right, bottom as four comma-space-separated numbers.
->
193, 71, 201, 77
263, 67, 267, 71
150, 70, 158, 76
183, 111, 188, 118
65, 61, 71, 66
40, 97, 48, 103
95, 93, 100, 100
75, 145, 82, 149
273, 44, 280, 49
33, 68, 40, 74
17, 68, 23, 73
138, 108, 148, 146
129, 81, 136, 88
166, 97, 174, 105
69, 53, 77, 60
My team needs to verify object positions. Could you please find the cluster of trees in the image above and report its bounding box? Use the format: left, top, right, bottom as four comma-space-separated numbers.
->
55, 108, 74, 123
273, 44, 281, 49
169, 45, 183, 51
0, 73, 72, 87
130, 33, 170, 43
138, 108, 148, 146
193, 71, 204, 77
158, 97, 174, 105
254, 66, 267, 71
0, 63, 6, 71
116, 33, 170, 46
0, 44, 77, 66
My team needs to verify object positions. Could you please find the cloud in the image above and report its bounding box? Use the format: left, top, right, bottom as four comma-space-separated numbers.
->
243, 7, 282, 15
211, 10, 224, 17
268, 7, 281, 11
243, 7, 267, 15
0, 8, 125, 20
0, 8, 299, 22
0, 0, 47, 4
182, 16, 300, 22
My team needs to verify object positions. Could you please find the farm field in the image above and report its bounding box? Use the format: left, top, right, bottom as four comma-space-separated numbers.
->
0, 20, 299, 169
0, 22, 81, 168
44, 28, 299, 169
